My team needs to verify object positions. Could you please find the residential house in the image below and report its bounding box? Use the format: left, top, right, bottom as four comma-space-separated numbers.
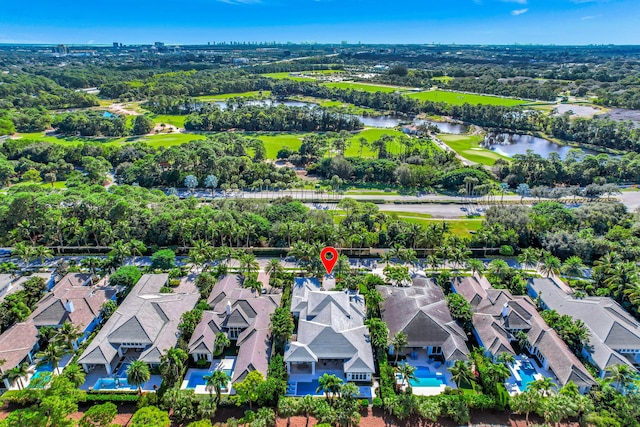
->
453, 276, 595, 392
377, 277, 469, 364
78, 274, 199, 375
0, 272, 56, 304
529, 277, 640, 378
188, 274, 281, 384
0, 273, 114, 388
285, 278, 374, 382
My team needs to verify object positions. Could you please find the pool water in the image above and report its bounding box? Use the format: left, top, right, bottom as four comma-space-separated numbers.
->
292, 379, 372, 398
516, 361, 538, 390
93, 377, 136, 390
409, 366, 446, 387
186, 369, 233, 389
117, 363, 131, 377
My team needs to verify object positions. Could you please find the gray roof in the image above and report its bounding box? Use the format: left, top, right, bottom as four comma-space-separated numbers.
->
30, 276, 116, 329
291, 277, 321, 315
378, 277, 469, 361
454, 276, 595, 387
78, 274, 199, 366
189, 274, 281, 384
0, 272, 54, 304
0, 321, 38, 373
285, 289, 375, 373
530, 278, 640, 372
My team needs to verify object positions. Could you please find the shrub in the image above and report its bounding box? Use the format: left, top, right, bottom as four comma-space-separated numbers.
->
159, 286, 173, 293
85, 392, 140, 403
500, 245, 514, 256
109, 266, 142, 288
360, 399, 370, 409
169, 279, 181, 287
372, 397, 383, 408
151, 249, 176, 270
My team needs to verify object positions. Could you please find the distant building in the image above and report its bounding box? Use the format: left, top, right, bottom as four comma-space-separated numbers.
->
54, 44, 68, 55
402, 125, 423, 136
453, 276, 595, 393
528, 277, 640, 378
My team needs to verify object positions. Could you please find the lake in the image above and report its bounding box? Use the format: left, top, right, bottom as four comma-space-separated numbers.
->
482, 132, 600, 158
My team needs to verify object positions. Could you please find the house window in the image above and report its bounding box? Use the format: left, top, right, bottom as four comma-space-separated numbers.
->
228, 328, 241, 340
349, 373, 368, 381
431, 347, 442, 355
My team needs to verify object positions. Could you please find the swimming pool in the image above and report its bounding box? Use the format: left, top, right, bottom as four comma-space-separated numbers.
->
516, 361, 538, 390
409, 366, 446, 387
93, 377, 136, 391
291, 379, 372, 398
117, 363, 131, 377
186, 370, 233, 389
28, 365, 53, 388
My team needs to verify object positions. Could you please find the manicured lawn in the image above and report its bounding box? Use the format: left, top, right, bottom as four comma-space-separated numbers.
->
345, 129, 406, 157
152, 115, 187, 128
143, 133, 207, 147
194, 91, 271, 101
255, 133, 309, 159
424, 218, 483, 238
15, 132, 131, 146
439, 134, 510, 166
431, 76, 453, 83
407, 90, 527, 106
262, 72, 316, 82
40, 181, 67, 189
323, 82, 405, 93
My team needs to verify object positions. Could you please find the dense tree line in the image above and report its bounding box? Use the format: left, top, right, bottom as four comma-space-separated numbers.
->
51, 112, 155, 137
494, 150, 640, 187
184, 104, 362, 132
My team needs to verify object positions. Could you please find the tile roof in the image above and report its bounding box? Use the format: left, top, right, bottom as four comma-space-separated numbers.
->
530, 277, 640, 373
78, 274, 199, 367
454, 276, 595, 387
377, 277, 469, 361
285, 289, 375, 373
0, 321, 38, 373
189, 274, 281, 384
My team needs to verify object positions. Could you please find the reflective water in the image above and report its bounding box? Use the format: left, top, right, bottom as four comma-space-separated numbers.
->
482, 132, 599, 158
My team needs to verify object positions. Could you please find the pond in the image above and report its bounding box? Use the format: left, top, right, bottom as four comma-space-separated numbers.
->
415, 119, 468, 134
482, 132, 600, 159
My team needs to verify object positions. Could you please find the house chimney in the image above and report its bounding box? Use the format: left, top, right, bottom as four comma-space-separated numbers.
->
226, 301, 232, 315
501, 302, 509, 318
64, 300, 75, 313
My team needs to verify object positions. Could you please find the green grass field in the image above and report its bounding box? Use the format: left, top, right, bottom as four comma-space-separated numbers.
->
323, 82, 405, 93
407, 90, 527, 106
255, 133, 309, 159
14, 131, 206, 148
194, 91, 271, 101
439, 134, 510, 166
431, 76, 454, 83
262, 72, 316, 82
152, 115, 187, 128
424, 218, 483, 238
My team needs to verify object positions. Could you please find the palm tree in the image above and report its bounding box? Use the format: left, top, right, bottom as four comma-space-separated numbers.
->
540, 253, 561, 277
278, 397, 299, 427
159, 347, 188, 388
510, 389, 541, 424
204, 370, 230, 402
214, 332, 231, 356
496, 352, 515, 366
35, 342, 68, 375
561, 256, 584, 278
5, 362, 29, 390
109, 240, 131, 266
389, 332, 408, 364
517, 248, 540, 271
239, 253, 259, 278
363, 289, 384, 319
62, 363, 86, 387
396, 362, 417, 389
606, 364, 635, 393
265, 258, 284, 286
316, 373, 343, 404
298, 395, 314, 427
448, 360, 474, 390
528, 377, 557, 396
188, 239, 213, 271
487, 259, 510, 281
56, 321, 83, 351
129, 239, 147, 258
33, 245, 54, 267
126, 360, 150, 394
12, 242, 36, 267
466, 258, 485, 278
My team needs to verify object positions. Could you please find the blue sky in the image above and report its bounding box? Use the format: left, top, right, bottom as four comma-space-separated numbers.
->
1, 0, 638, 45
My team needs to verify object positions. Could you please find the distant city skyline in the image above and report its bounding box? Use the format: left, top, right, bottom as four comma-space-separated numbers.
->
2, 0, 638, 45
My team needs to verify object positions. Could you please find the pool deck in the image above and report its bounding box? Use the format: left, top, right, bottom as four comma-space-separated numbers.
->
395, 349, 455, 396
181, 357, 236, 395
505, 355, 556, 395
80, 366, 162, 391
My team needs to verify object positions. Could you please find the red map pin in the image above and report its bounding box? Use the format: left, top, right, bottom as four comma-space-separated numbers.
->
320, 247, 339, 275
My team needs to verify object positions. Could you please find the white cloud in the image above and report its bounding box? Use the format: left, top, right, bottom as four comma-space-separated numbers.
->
511, 8, 528, 15
502, 0, 527, 4
581, 14, 601, 20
